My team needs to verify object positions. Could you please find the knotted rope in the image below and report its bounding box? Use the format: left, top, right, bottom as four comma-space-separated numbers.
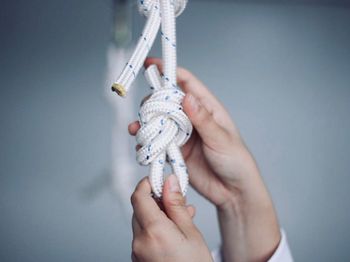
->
112, 0, 192, 198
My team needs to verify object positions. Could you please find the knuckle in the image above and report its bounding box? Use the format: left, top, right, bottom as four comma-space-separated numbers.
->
197, 106, 212, 123
131, 177, 149, 206
144, 219, 162, 237
144, 221, 170, 245
131, 238, 143, 258
168, 194, 186, 208
130, 191, 141, 206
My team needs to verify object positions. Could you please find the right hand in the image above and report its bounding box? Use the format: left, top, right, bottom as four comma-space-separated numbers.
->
128, 57, 260, 209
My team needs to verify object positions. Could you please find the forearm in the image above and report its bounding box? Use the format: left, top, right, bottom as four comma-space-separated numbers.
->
217, 172, 281, 262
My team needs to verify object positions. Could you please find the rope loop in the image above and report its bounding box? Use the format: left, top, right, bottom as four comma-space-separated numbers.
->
138, 0, 187, 18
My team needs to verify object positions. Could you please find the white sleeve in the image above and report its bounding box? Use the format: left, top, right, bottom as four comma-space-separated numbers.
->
211, 229, 293, 262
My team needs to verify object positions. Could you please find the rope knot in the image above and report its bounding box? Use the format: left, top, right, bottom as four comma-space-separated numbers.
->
135, 65, 192, 197
138, 0, 187, 18
136, 88, 191, 165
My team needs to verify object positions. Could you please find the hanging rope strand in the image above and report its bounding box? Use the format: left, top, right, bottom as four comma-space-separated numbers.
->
112, 1, 161, 96
112, 0, 191, 198
159, 0, 177, 88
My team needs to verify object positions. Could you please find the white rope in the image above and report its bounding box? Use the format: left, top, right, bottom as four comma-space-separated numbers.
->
105, 46, 136, 215
112, 0, 191, 198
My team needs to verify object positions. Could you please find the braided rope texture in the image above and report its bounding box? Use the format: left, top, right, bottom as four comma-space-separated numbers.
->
112, 0, 191, 198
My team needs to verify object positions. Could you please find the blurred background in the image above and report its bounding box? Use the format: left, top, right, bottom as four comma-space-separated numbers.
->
1, 0, 350, 261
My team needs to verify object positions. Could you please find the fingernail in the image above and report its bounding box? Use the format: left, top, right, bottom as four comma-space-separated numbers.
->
187, 94, 199, 113
168, 175, 180, 193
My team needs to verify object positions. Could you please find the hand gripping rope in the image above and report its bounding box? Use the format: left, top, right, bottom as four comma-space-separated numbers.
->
111, 0, 192, 198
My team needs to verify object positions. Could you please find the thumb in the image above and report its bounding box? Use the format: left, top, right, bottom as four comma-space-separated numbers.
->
183, 93, 229, 146
162, 175, 194, 232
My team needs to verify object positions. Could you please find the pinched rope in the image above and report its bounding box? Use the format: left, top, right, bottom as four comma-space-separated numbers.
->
112, 0, 192, 198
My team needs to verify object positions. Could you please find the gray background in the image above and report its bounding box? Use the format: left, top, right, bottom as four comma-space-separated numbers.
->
1, 0, 350, 261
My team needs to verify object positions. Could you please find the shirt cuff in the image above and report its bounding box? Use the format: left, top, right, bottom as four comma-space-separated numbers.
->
211, 229, 293, 262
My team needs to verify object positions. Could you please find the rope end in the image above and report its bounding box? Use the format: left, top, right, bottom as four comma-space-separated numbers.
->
111, 83, 127, 97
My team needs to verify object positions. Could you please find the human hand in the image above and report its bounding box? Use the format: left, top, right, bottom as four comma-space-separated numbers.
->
129, 57, 259, 209
129, 57, 281, 261
131, 175, 213, 262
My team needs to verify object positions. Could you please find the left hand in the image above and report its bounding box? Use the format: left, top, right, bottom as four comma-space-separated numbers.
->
131, 175, 213, 262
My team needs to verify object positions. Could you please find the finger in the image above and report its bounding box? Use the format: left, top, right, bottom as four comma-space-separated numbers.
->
128, 121, 140, 136
131, 177, 162, 228
132, 213, 142, 236
186, 205, 196, 219
162, 175, 194, 234
182, 93, 231, 148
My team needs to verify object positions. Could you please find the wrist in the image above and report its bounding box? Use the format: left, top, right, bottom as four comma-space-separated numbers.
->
216, 172, 281, 262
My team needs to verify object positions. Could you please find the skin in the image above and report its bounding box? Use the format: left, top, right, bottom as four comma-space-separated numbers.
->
129, 57, 281, 262
131, 176, 213, 262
